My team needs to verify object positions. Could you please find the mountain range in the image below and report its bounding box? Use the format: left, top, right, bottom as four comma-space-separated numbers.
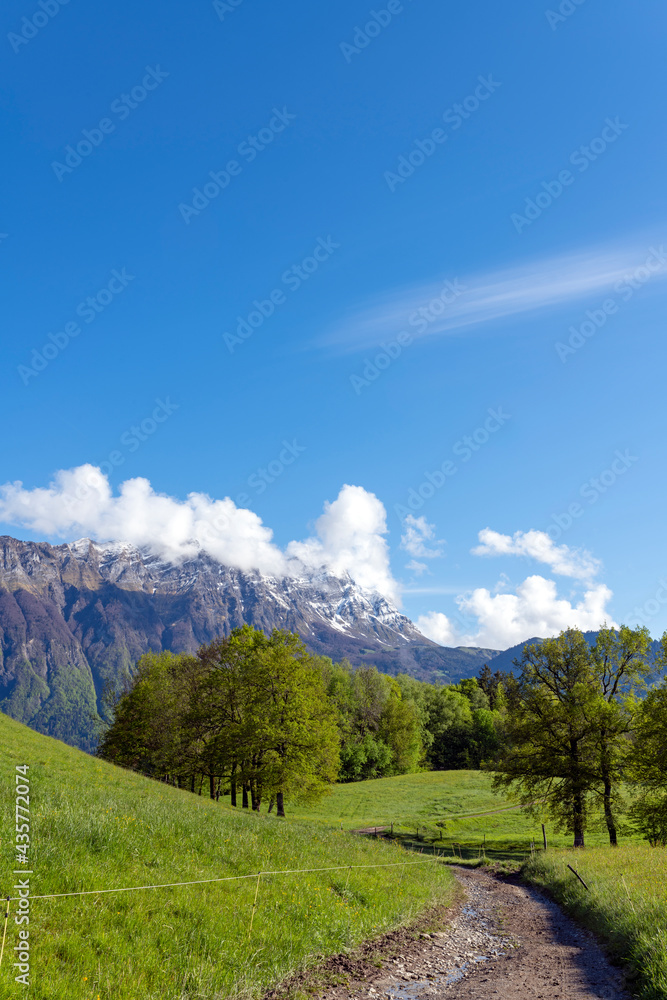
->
0, 535, 499, 750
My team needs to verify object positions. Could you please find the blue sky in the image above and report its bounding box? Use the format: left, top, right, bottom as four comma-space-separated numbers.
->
1, 0, 666, 649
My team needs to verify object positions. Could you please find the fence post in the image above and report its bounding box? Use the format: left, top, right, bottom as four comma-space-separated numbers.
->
567, 864, 589, 890
0, 898, 11, 972
248, 873, 262, 938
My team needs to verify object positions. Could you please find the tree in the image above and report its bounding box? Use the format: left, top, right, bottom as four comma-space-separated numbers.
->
178, 626, 341, 815
97, 650, 202, 782
627, 649, 667, 843
628, 791, 667, 847
422, 686, 474, 770
489, 629, 600, 847
489, 625, 655, 847
377, 680, 423, 774
628, 634, 667, 791
99, 627, 341, 815
477, 665, 511, 710
324, 665, 423, 781
248, 629, 341, 814
586, 625, 653, 845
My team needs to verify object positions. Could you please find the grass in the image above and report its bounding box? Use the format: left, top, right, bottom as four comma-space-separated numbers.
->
0, 714, 456, 1000
283, 770, 630, 863
525, 845, 667, 1000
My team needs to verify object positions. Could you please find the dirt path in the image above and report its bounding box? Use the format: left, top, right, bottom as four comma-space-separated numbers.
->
300, 868, 629, 1000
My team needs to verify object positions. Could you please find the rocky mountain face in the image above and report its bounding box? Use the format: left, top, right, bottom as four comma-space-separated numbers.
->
0, 535, 498, 750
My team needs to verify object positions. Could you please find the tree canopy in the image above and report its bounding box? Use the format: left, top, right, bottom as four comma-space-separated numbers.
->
489, 625, 655, 847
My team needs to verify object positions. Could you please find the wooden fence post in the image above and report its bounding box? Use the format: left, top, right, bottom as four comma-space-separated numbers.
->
0, 898, 11, 972
567, 864, 589, 890
248, 873, 262, 938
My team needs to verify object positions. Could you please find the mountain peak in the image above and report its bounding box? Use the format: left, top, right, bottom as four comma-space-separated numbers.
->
0, 534, 498, 750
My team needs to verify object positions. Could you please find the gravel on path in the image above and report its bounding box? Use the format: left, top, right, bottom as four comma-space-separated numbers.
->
286, 867, 630, 1000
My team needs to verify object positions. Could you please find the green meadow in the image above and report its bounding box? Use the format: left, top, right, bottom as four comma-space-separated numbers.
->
286, 770, 628, 861
2, 711, 659, 999
0, 714, 456, 1000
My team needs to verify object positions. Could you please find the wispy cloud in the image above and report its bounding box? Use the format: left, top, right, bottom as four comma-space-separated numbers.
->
320, 240, 667, 354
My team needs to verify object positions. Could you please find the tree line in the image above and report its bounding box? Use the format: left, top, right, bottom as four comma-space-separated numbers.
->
97, 624, 502, 814
98, 621, 667, 845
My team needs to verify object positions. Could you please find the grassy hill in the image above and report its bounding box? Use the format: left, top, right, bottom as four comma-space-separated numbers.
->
0, 713, 455, 1000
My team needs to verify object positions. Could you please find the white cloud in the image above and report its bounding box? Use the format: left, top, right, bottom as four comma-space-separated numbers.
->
456, 575, 615, 649
472, 528, 600, 581
417, 575, 615, 650
416, 611, 458, 647
406, 559, 429, 576
417, 524, 612, 648
321, 242, 667, 354
400, 515, 444, 559
0, 468, 398, 601
0, 464, 288, 576
286, 483, 398, 602
0, 472, 618, 649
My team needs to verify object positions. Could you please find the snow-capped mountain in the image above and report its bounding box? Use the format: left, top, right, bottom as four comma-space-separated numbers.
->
0, 535, 498, 749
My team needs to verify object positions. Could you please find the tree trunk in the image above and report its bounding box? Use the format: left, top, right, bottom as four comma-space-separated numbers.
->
276, 791, 285, 818
242, 783, 249, 809
250, 780, 261, 812
190, 774, 195, 793
599, 735, 618, 847
209, 774, 216, 800
572, 786, 585, 848
230, 771, 237, 807
603, 776, 618, 846
268, 797, 274, 814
